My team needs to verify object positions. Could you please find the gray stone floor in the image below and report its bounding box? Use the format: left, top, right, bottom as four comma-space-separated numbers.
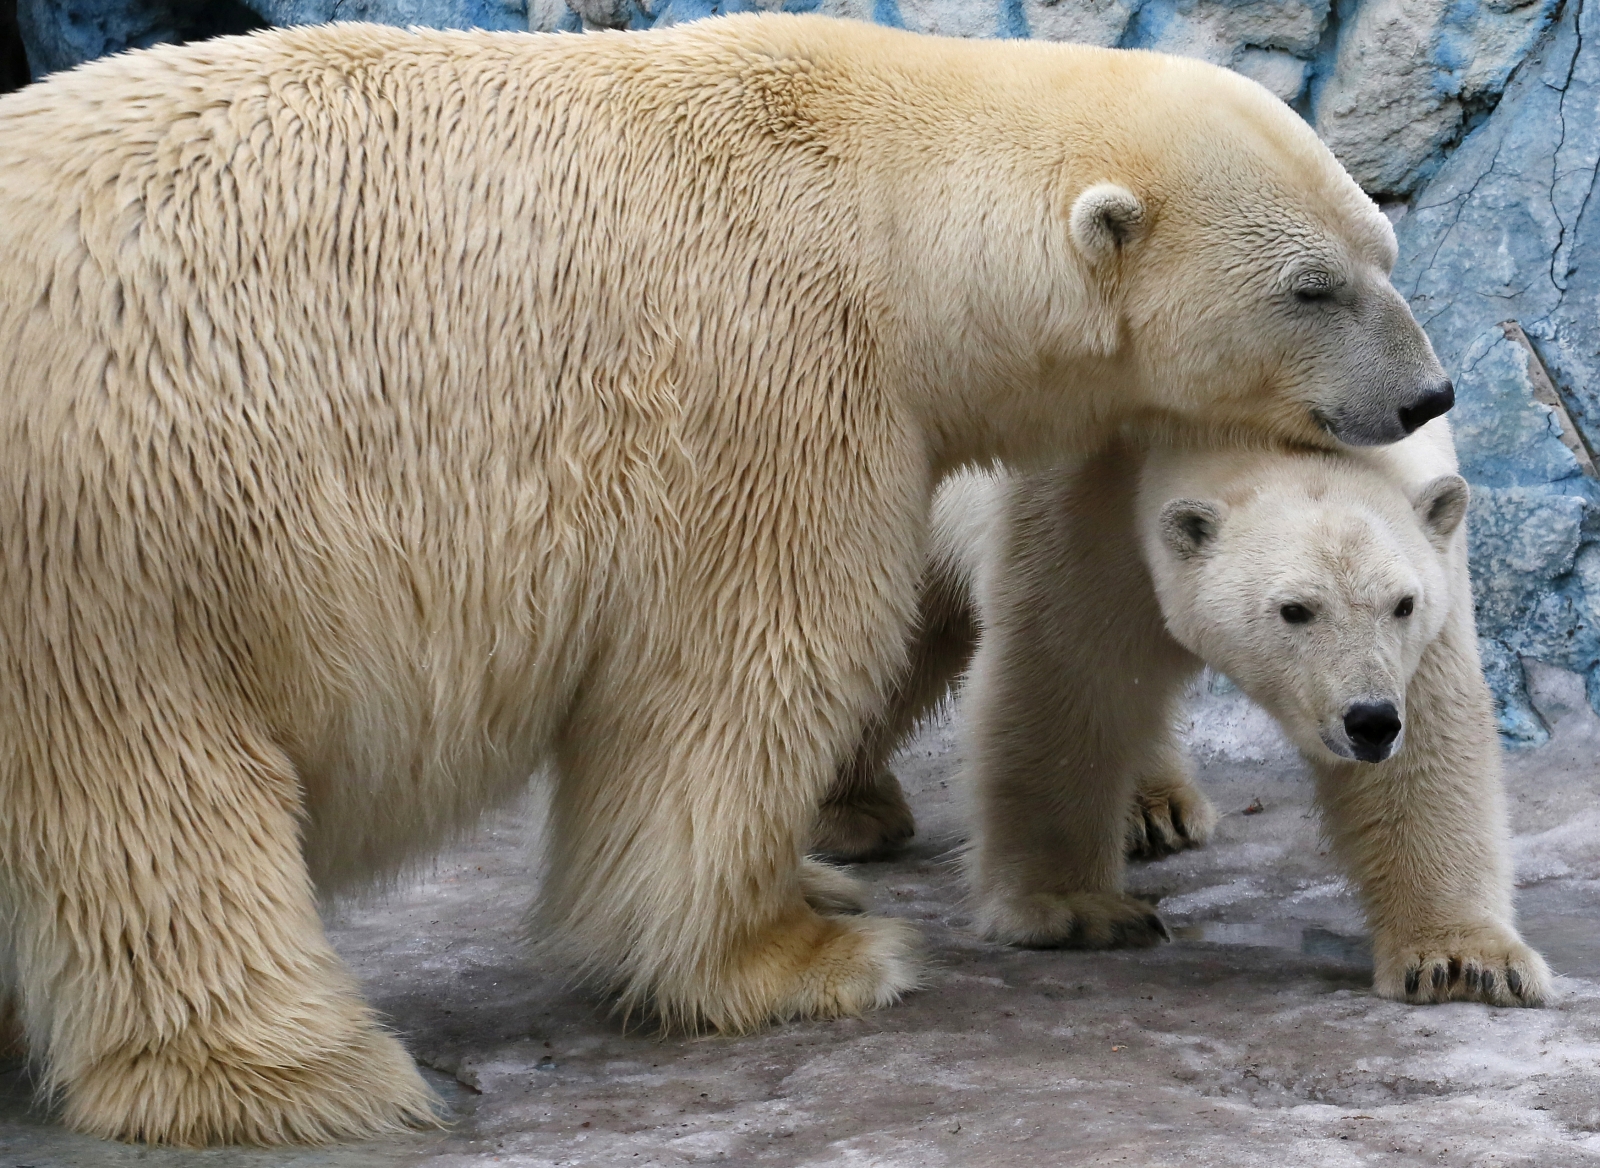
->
3, 664, 1599, 1167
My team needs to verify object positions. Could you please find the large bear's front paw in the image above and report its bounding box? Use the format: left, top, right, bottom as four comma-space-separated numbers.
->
63, 1016, 440, 1145
810, 771, 916, 862
1126, 773, 1218, 861
976, 890, 1170, 949
1374, 927, 1552, 1008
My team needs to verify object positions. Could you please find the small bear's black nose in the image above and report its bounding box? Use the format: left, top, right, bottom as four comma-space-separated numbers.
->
1344, 700, 1402, 762
1398, 380, 1455, 434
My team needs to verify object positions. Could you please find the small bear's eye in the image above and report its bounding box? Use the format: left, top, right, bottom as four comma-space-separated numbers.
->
1280, 603, 1313, 624
1394, 596, 1415, 618
1294, 286, 1333, 304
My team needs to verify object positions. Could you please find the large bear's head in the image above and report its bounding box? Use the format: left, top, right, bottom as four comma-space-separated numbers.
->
1140, 443, 1468, 764
1058, 55, 1451, 449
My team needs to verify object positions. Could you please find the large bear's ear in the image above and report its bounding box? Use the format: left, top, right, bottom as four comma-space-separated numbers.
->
1413, 474, 1469, 547
1159, 499, 1224, 559
1069, 183, 1146, 264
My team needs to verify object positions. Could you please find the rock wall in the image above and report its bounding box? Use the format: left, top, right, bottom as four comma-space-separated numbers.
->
12, 0, 1600, 742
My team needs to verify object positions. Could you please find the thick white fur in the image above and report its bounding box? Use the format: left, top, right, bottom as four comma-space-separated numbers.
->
0, 14, 1445, 1146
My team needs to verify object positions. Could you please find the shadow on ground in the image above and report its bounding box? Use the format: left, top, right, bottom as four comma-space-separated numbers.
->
4, 665, 1599, 1166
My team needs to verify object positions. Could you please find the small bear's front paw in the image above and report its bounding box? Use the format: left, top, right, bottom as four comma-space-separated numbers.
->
810, 772, 916, 862
976, 890, 1170, 950
1375, 928, 1552, 1008
1126, 774, 1218, 861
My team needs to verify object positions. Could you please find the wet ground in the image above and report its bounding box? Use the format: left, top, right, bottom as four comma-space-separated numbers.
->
3, 663, 1599, 1166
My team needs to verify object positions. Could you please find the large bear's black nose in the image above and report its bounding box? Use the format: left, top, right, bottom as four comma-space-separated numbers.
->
1344, 700, 1402, 762
1398, 379, 1455, 434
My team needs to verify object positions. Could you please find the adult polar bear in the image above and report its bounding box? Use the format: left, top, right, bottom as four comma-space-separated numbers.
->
0, 13, 1450, 1146
822, 421, 1550, 1007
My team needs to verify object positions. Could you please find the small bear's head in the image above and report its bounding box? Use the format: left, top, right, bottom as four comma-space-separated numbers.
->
1142, 454, 1468, 764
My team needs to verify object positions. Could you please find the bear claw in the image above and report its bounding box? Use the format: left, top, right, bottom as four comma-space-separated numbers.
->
1384, 934, 1551, 1008
1127, 777, 1218, 862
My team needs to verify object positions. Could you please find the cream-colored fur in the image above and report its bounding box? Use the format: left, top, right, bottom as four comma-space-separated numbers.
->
0, 14, 1452, 1145
954, 421, 1549, 1005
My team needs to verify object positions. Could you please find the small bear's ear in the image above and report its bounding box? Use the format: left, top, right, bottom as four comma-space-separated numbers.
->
1413, 474, 1469, 546
1069, 183, 1147, 264
1159, 499, 1224, 559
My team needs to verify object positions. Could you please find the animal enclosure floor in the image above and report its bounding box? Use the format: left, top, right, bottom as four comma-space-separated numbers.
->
4, 667, 1600, 1167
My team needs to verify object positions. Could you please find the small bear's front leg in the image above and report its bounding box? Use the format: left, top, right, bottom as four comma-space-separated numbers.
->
964, 453, 1203, 949
812, 549, 979, 862
812, 752, 917, 862
1316, 606, 1551, 1008
1374, 926, 1550, 1007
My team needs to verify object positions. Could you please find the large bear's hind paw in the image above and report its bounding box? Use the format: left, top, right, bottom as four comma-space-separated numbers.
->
977, 890, 1170, 950
1375, 928, 1552, 1008
811, 771, 916, 862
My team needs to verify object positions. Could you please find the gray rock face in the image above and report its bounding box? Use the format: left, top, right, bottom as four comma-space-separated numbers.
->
1313, 0, 1559, 196
16, 0, 263, 77
1392, 0, 1600, 737
1448, 326, 1599, 743
250, 0, 529, 31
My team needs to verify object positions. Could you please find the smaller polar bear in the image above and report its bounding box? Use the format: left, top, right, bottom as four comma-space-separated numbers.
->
820, 421, 1551, 1006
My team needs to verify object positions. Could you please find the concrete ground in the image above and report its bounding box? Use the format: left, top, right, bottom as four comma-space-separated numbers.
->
3, 664, 1599, 1167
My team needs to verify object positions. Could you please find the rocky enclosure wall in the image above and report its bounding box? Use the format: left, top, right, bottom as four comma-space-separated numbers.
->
13, 0, 1600, 744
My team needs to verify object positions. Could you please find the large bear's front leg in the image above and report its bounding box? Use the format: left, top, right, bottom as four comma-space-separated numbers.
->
2, 707, 438, 1145
965, 454, 1200, 948
1313, 603, 1551, 1006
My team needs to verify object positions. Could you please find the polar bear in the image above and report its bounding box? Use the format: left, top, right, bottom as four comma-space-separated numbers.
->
821, 421, 1551, 1006
0, 14, 1452, 1146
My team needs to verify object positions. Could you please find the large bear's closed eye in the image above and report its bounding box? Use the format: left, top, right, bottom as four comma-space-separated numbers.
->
1290, 268, 1340, 305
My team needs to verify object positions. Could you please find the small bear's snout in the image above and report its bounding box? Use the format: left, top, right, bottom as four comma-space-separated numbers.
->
1343, 700, 1402, 762
1398, 378, 1455, 434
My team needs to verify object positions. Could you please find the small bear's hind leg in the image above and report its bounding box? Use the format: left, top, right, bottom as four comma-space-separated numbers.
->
1126, 751, 1217, 861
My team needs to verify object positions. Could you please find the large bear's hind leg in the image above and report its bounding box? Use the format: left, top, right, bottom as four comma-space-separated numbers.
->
5, 713, 438, 1145
544, 677, 920, 1034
